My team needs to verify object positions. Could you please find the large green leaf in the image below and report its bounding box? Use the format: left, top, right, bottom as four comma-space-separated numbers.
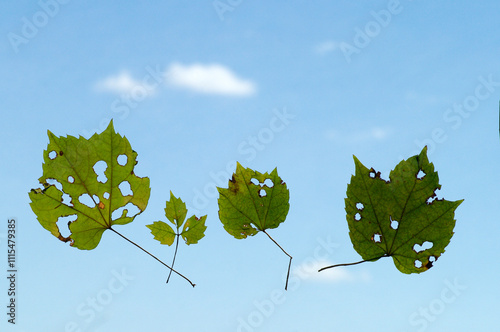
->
345, 147, 463, 273
29, 120, 151, 250
217, 162, 290, 239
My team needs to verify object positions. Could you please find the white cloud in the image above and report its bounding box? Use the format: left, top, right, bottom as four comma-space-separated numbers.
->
324, 127, 391, 143
164, 62, 256, 96
292, 259, 370, 283
94, 71, 157, 97
315, 40, 340, 55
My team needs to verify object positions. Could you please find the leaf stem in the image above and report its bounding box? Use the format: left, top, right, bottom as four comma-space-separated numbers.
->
110, 227, 195, 287
166, 234, 180, 283
318, 255, 386, 272
262, 230, 293, 291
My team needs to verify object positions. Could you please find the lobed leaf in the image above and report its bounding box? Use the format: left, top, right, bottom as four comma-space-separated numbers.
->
29, 120, 151, 250
345, 147, 463, 273
164, 191, 187, 229
217, 162, 290, 239
217, 163, 293, 289
146, 221, 176, 246
181, 215, 208, 245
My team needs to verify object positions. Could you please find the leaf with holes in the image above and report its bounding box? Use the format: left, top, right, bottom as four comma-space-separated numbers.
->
29, 120, 151, 250
217, 162, 293, 289
338, 146, 462, 274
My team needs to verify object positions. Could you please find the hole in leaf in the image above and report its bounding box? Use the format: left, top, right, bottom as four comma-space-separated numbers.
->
390, 216, 399, 230
426, 194, 439, 204
356, 202, 364, 210
369, 170, 376, 178
413, 241, 433, 253
117, 154, 128, 166
49, 151, 57, 159
93, 160, 108, 183
103, 192, 110, 199
93, 195, 100, 204
46, 178, 63, 191
111, 203, 141, 219
372, 233, 382, 243
414, 260, 423, 268
67, 176, 75, 184
426, 256, 436, 268
62, 193, 72, 206
56, 215, 76, 238
250, 178, 259, 185
259, 189, 267, 197
263, 179, 274, 187
354, 213, 361, 221
417, 170, 426, 179
118, 181, 133, 196
46, 179, 72, 206
79, 194, 96, 208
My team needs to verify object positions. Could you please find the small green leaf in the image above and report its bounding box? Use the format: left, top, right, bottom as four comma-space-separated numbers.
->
181, 215, 207, 245
164, 191, 187, 229
345, 147, 463, 274
146, 221, 176, 246
147, 193, 206, 284
29, 120, 151, 250
147, 192, 207, 246
217, 162, 290, 239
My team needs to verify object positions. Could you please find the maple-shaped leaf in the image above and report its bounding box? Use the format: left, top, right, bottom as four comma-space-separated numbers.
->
29, 120, 151, 250
217, 162, 290, 239
147, 192, 207, 246
333, 147, 462, 274
146, 192, 206, 283
217, 162, 292, 289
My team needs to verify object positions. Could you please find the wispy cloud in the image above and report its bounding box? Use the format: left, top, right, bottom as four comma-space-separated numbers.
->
164, 62, 256, 96
94, 71, 157, 97
325, 126, 391, 143
314, 40, 340, 55
292, 259, 370, 283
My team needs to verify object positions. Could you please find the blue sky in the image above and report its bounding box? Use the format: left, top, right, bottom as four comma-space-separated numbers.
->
1, 1, 500, 331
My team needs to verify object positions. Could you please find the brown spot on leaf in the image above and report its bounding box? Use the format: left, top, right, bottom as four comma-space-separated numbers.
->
59, 151, 64, 156
57, 234, 72, 243
98, 202, 105, 209
229, 175, 239, 193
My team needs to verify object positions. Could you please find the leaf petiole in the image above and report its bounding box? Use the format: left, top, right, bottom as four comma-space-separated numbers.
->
110, 228, 195, 287
263, 230, 293, 291
318, 255, 387, 272
166, 234, 180, 283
